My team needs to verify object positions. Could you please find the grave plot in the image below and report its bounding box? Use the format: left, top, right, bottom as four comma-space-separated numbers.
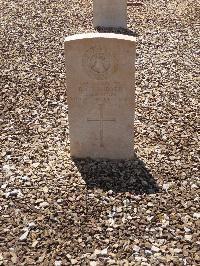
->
0, 0, 199, 265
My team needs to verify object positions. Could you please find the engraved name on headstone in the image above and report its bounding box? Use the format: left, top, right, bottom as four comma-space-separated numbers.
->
65, 33, 136, 159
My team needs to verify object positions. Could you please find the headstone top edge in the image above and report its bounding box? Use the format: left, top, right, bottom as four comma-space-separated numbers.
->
64, 33, 136, 43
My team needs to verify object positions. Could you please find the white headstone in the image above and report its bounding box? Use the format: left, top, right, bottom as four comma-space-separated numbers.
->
64, 33, 136, 159
93, 0, 127, 28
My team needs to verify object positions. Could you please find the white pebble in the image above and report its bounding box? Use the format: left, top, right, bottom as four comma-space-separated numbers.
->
133, 245, 140, 253
39, 202, 49, 208
193, 213, 200, 219
151, 245, 160, 252
184, 234, 192, 241
3, 165, 10, 172
55, 260, 62, 266
19, 230, 29, 241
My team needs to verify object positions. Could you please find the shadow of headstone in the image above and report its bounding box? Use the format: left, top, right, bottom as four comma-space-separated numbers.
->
127, 1, 144, 7
95, 26, 138, 37
73, 155, 159, 194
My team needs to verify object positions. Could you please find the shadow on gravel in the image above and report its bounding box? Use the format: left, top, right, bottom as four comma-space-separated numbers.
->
73, 156, 159, 194
95, 26, 138, 37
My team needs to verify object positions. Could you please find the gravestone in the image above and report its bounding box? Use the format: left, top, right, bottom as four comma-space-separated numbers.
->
93, 0, 127, 28
64, 33, 136, 159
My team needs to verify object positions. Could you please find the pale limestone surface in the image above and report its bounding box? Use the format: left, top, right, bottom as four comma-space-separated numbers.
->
65, 33, 136, 159
93, 0, 127, 28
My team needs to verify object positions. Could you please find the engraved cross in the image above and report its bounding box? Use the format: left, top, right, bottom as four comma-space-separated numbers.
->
87, 104, 116, 147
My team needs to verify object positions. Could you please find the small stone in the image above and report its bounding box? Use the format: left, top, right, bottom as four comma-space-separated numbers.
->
147, 216, 154, 221
107, 190, 113, 195
19, 230, 29, 241
184, 227, 191, 232
90, 261, 97, 266
20, 175, 30, 181
6, 189, 23, 198
116, 207, 122, 213
151, 245, 160, 252
184, 234, 192, 241
1, 183, 7, 189
57, 199, 63, 203
11, 252, 18, 264
100, 248, 108, 255
32, 240, 38, 247
193, 213, 200, 219
191, 184, 198, 189
43, 186, 49, 193
162, 183, 170, 191
39, 202, 49, 208
145, 250, 152, 256
135, 256, 142, 262
2, 165, 10, 172
32, 162, 40, 168
133, 245, 140, 253
55, 260, 62, 266
174, 248, 182, 253
0, 253, 4, 265
28, 222, 36, 229
38, 253, 46, 263
71, 259, 78, 265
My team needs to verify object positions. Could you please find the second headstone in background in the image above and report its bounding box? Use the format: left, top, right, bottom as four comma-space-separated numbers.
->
93, 0, 127, 28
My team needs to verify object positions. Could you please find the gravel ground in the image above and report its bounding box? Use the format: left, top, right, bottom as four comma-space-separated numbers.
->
0, 0, 200, 265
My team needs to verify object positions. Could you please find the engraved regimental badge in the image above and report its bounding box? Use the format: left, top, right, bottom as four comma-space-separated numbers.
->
83, 46, 116, 80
